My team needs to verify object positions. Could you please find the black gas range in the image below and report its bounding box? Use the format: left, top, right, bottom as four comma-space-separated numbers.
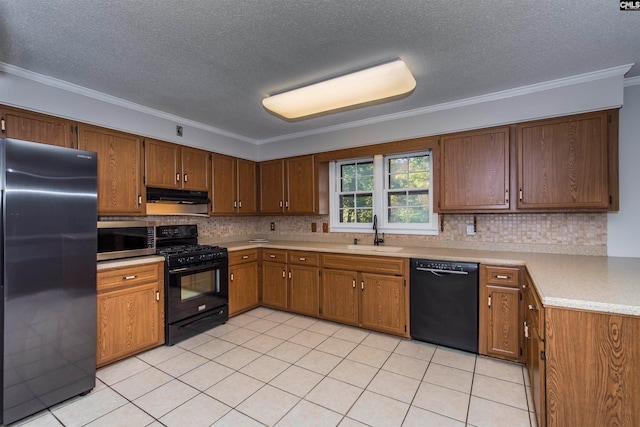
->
156, 225, 229, 345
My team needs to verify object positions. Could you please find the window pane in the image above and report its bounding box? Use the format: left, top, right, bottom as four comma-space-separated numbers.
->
408, 172, 429, 188
388, 192, 407, 207
389, 158, 408, 174
356, 208, 373, 223
409, 156, 429, 172
341, 177, 355, 192
406, 207, 429, 223
358, 176, 374, 191
341, 164, 355, 178
388, 207, 407, 223
340, 194, 354, 208
340, 208, 355, 223
356, 193, 373, 208
408, 191, 429, 206
389, 173, 408, 189
357, 162, 373, 177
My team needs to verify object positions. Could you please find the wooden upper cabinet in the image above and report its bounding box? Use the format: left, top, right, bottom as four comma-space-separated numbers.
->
516, 111, 611, 210
259, 155, 328, 214
259, 159, 286, 213
211, 154, 257, 214
145, 139, 210, 191
1, 106, 76, 148
439, 127, 510, 211
78, 124, 145, 215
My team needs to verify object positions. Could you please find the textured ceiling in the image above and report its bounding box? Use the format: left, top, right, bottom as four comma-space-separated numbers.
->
1, 1, 639, 142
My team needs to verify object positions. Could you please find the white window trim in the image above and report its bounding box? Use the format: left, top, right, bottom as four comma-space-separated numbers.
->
330, 153, 439, 235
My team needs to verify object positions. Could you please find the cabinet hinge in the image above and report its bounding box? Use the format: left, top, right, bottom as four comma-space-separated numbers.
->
143, 175, 146, 185
142, 139, 145, 148
1, 117, 5, 133
520, 347, 523, 356
319, 270, 322, 277
404, 324, 407, 332
404, 279, 406, 287
608, 114, 612, 123
610, 195, 613, 205
520, 292, 523, 301
540, 350, 546, 361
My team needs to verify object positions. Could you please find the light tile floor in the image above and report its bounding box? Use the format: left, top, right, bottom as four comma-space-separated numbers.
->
11, 307, 539, 427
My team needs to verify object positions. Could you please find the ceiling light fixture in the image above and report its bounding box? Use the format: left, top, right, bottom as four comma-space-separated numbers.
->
262, 59, 416, 119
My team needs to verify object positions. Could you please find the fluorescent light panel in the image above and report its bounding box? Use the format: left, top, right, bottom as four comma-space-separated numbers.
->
262, 59, 416, 119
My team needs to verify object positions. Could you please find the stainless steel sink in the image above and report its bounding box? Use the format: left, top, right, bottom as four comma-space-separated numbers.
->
346, 244, 403, 253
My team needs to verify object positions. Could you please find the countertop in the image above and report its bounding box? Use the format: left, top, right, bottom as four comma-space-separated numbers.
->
220, 239, 640, 317
97, 255, 165, 271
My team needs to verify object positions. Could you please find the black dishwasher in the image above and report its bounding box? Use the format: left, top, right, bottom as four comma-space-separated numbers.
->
410, 259, 479, 353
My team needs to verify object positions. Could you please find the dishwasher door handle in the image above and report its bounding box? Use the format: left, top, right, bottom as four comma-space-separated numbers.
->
415, 267, 469, 276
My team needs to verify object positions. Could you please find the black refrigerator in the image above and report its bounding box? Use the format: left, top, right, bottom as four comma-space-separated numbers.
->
1, 138, 97, 425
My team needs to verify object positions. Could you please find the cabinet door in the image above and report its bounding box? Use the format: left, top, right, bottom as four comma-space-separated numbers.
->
97, 282, 161, 367
237, 158, 257, 213
78, 124, 144, 215
259, 159, 285, 213
360, 273, 405, 335
517, 112, 609, 209
182, 146, 210, 191
262, 262, 288, 309
528, 320, 546, 427
286, 155, 316, 213
440, 127, 510, 211
321, 269, 358, 326
289, 265, 319, 317
145, 138, 181, 189
485, 285, 521, 360
229, 262, 259, 316
1, 107, 76, 148
212, 154, 237, 214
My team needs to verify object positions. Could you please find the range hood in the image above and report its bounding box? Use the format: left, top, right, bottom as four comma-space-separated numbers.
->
146, 187, 210, 216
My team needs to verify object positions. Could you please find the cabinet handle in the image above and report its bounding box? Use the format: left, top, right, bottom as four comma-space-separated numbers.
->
230, 273, 234, 281
524, 320, 529, 338
495, 274, 510, 280
282, 270, 286, 278
288, 271, 292, 279
123, 275, 137, 280
505, 188, 509, 204
0, 117, 5, 132
239, 201, 242, 208
361, 281, 364, 290
270, 254, 276, 258
488, 295, 492, 307
528, 304, 538, 311
156, 291, 160, 302
352, 279, 356, 289
285, 200, 289, 209
299, 257, 306, 261
519, 188, 523, 202
234, 200, 237, 208
279, 200, 283, 208
184, 173, 188, 182
176, 173, 180, 182
137, 195, 142, 205
242, 255, 249, 259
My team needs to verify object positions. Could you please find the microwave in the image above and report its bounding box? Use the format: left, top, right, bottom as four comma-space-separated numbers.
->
97, 221, 156, 261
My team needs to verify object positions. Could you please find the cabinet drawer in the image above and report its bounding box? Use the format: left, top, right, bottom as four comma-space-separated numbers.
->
484, 266, 520, 287
229, 249, 259, 265
97, 262, 161, 292
321, 254, 405, 275
262, 249, 288, 263
288, 250, 320, 266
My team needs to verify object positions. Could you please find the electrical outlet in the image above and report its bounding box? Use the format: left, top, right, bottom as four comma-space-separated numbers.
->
270, 222, 275, 231
176, 125, 183, 137
311, 223, 317, 232
322, 223, 329, 233
466, 224, 476, 236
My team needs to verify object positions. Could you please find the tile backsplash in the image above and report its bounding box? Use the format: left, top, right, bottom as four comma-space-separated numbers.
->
106, 212, 607, 256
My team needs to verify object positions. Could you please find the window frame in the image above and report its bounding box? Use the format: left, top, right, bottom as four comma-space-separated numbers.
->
329, 151, 438, 235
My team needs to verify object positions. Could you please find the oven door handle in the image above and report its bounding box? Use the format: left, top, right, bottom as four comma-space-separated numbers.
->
169, 262, 226, 275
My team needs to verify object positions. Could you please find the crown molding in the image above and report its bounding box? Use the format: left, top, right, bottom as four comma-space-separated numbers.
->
257, 64, 633, 145
624, 75, 640, 87
0, 62, 259, 144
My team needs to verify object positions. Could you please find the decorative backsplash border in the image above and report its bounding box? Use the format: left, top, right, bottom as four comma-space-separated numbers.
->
105, 212, 607, 256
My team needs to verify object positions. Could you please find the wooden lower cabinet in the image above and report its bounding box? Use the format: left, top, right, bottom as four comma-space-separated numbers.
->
545, 308, 640, 427
228, 250, 259, 316
262, 261, 288, 309
524, 274, 546, 427
320, 254, 408, 337
289, 264, 320, 317
96, 261, 164, 368
479, 265, 523, 362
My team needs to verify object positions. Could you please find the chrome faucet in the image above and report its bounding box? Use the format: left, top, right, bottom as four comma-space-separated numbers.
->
373, 214, 384, 246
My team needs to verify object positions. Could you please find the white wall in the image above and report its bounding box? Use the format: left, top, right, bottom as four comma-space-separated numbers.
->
0, 70, 258, 160
608, 84, 640, 258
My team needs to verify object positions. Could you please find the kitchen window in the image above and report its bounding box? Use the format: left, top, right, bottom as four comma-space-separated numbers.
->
329, 151, 437, 234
